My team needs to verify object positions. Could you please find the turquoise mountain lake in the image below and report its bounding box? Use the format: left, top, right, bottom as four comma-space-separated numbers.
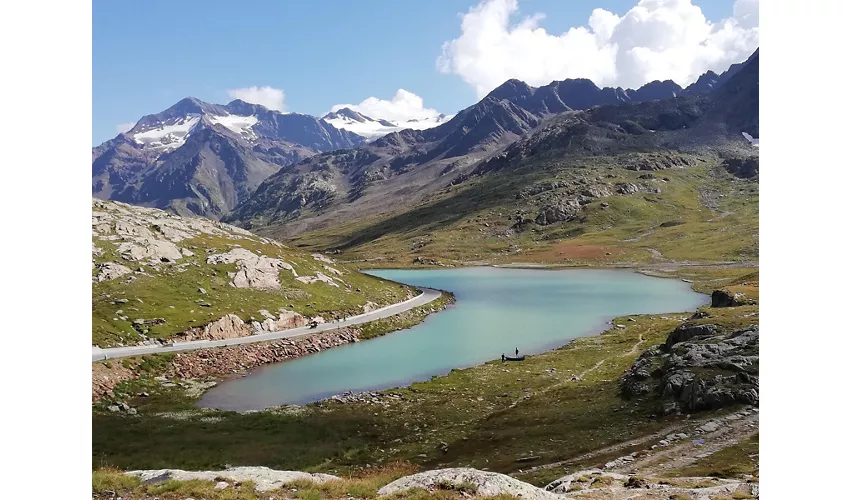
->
198, 267, 707, 411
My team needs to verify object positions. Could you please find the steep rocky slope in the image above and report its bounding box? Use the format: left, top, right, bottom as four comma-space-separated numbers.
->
92, 198, 413, 348
92, 98, 365, 219
226, 53, 757, 239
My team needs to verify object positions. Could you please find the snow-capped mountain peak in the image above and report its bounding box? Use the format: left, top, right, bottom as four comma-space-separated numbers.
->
127, 113, 202, 150
322, 108, 454, 140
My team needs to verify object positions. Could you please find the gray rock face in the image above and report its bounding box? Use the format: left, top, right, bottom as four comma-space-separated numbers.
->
535, 199, 581, 225
377, 468, 560, 499
126, 467, 338, 492
94, 262, 132, 282
546, 469, 628, 493
711, 289, 754, 307
92, 198, 260, 271
178, 314, 253, 341
207, 248, 296, 289
92, 97, 366, 220
665, 323, 719, 348
622, 325, 759, 413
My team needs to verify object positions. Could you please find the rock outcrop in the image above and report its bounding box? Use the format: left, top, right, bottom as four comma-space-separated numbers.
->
207, 247, 296, 289
711, 288, 755, 307
94, 262, 132, 282
545, 469, 756, 498
177, 314, 253, 341
535, 199, 581, 225
296, 272, 341, 287
622, 325, 759, 413
377, 468, 560, 499
126, 467, 338, 492
664, 323, 719, 348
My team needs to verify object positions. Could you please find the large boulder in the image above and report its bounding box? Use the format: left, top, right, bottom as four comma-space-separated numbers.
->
535, 199, 581, 225
711, 289, 754, 307
94, 262, 132, 282
126, 467, 338, 492
207, 248, 297, 290
665, 323, 719, 348
377, 468, 560, 499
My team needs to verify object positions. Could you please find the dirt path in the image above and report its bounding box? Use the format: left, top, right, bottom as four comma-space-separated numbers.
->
616, 410, 759, 477
503, 333, 645, 411
522, 407, 758, 479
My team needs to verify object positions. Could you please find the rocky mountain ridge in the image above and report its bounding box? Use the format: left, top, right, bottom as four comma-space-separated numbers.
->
322, 107, 453, 140
225, 51, 758, 238
92, 98, 365, 219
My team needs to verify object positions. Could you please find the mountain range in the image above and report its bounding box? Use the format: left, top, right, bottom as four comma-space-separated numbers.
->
92, 53, 754, 225
92, 98, 365, 219
224, 51, 757, 237
322, 107, 454, 140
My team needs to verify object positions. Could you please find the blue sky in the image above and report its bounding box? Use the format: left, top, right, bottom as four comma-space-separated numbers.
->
93, 0, 751, 146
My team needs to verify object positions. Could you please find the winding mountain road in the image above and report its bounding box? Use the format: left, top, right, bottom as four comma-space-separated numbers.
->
92, 288, 442, 362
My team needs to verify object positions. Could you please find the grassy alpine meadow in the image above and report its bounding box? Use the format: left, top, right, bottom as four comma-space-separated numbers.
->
281, 154, 757, 268
93, 267, 758, 486
92, 227, 415, 348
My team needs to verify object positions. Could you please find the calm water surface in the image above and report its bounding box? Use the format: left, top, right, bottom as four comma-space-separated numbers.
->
199, 267, 706, 411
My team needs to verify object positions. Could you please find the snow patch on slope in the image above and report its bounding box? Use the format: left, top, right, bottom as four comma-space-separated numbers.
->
323, 116, 401, 140
742, 132, 759, 148
132, 115, 201, 150
325, 111, 454, 141
208, 114, 259, 141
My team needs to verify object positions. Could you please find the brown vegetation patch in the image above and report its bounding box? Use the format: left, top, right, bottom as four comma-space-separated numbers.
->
92, 361, 136, 401
530, 242, 630, 261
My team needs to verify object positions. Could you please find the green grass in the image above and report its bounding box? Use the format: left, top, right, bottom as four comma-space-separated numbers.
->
358, 292, 455, 340
666, 434, 759, 479
93, 229, 414, 347
94, 267, 758, 478
278, 155, 757, 267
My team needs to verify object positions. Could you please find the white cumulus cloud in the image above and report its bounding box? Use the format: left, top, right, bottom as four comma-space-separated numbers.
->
437, 0, 759, 98
331, 89, 444, 123
115, 122, 136, 134
227, 86, 286, 112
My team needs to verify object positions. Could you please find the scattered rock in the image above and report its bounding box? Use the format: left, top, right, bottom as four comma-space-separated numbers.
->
711, 289, 755, 307
126, 467, 339, 492
625, 476, 648, 488
207, 248, 297, 290
378, 468, 559, 499
94, 262, 132, 282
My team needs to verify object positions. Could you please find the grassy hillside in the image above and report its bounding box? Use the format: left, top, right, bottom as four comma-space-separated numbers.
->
92, 199, 414, 347
93, 268, 757, 480
272, 152, 757, 266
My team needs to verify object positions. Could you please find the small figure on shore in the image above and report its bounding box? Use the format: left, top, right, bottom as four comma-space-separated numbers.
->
515, 347, 519, 356
501, 353, 506, 363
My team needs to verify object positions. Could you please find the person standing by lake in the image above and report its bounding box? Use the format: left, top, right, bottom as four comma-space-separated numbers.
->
515, 347, 519, 357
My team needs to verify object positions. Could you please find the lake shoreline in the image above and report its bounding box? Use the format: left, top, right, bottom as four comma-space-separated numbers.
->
198, 267, 706, 411
92, 266, 758, 474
